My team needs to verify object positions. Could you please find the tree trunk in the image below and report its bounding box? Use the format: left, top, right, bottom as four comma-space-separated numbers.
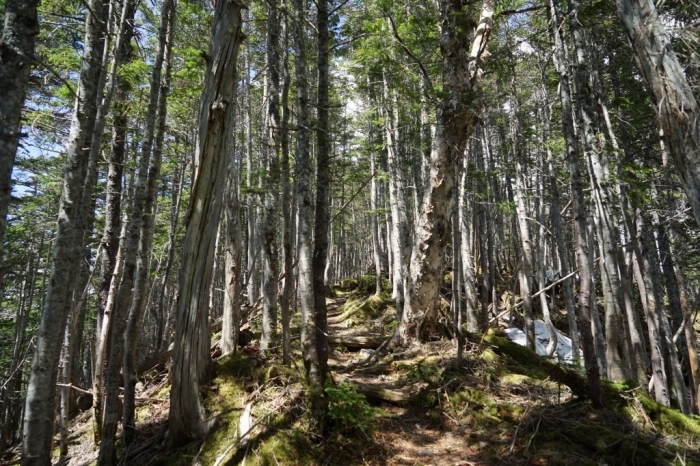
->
548, 0, 603, 408
222, 153, 242, 356
398, 0, 493, 345
279, 5, 293, 364
21, 0, 108, 461
312, 0, 331, 411
97, 0, 168, 459
381, 73, 410, 320
459, 150, 478, 333
0, 0, 41, 290
568, 1, 629, 381
121, 0, 176, 446
293, 0, 323, 410
168, 0, 244, 444
633, 213, 671, 407
616, 0, 700, 228
260, 0, 281, 353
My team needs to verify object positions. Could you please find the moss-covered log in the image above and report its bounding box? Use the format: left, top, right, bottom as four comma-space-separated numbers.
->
477, 329, 590, 400
336, 376, 408, 404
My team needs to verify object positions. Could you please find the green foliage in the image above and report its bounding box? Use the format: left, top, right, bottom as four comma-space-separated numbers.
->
325, 382, 387, 435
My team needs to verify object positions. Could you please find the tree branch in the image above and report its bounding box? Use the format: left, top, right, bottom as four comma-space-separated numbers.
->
385, 12, 434, 97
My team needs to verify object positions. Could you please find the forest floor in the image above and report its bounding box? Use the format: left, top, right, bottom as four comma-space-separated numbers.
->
10, 275, 700, 466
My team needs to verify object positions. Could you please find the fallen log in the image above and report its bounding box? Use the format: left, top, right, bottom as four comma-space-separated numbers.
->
336, 375, 408, 404
328, 335, 386, 350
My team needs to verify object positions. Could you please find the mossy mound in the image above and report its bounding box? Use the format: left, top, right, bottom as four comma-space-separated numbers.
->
153, 353, 314, 466
336, 293, 394, 327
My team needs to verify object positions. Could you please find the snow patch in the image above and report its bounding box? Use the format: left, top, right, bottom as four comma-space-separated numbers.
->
504, 320, 580, 365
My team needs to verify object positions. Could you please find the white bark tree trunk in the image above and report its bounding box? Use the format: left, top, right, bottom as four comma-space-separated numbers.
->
397, 0, 493, 345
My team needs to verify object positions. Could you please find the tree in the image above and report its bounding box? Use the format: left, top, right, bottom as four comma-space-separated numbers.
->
168, 0, 244, 444
616, 0, 700, 228
397, 0, 493, 345
0, 0, 41, 291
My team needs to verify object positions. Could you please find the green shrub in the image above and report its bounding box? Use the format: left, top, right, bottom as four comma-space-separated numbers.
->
325, 382, 387, 435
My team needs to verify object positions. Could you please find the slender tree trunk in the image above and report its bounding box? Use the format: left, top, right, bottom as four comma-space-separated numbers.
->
97, 0, 168, 458
245, 8, 257, 306
568, 1, 629, 381
121, 0, 176, 446
672, 232, 700, 412
260, 0, 281, 353
542, 87, 580, 361
381, 73, 410, 320
168, 0, 244, 443
293, 0, 323, 411
616, 0, 700, 227
633, 213, 671, 407
312, 0, 331, 410
21, 0, 109, 461
398, 0, 493, 345
279, 5, 293, 364
222, 148, 242, 356
548, 0, 603, 408
156, 157, 185, 350
459, 152, 478, 332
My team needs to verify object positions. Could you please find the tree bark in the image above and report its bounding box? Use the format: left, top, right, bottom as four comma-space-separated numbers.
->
616, 0, 700, 228
279, 5, 293, 364
168, 0, 244, 444
398, 0, 493, 345
294, 0, 323, 411
312, 0, 331, 411
21, 0, 108, 461
121, 0, 176, 446
0, 0, 41, 290
260, 0, 281, 353
381, 73, 410, 320
548, 0, 603, 408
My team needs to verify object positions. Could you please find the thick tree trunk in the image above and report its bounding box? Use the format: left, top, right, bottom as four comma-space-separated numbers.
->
398, 0, 493, 345
168, 0, 244, 444
21, 0, 108, 462
0, 0, 40, 288
616, 0, 700, 228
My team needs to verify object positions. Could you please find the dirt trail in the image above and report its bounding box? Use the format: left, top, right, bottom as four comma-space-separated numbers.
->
325, 293, 495, 466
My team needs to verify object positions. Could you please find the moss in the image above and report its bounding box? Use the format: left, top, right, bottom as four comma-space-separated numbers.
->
337, 294, 394, 326
136, 406, 150, 422
396, 357, 444, 385
156, 385, 171, 398
250, 428, 316, 465
636, 389, 700, 438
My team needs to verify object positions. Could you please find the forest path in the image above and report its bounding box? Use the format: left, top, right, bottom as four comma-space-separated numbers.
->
324, 292, 490, 466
